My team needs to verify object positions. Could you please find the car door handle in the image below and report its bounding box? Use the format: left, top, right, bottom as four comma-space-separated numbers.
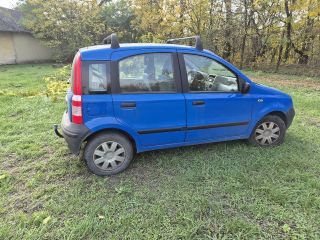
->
121, 102, 136, 108
192, 100, 205, 106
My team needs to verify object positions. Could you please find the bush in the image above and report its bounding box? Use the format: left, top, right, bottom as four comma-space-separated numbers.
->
44, 65, 70, 101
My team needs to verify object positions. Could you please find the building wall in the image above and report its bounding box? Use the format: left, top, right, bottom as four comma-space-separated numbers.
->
0, 32, 15, 64
0, 31, 52, 65
13, 32, 52, 63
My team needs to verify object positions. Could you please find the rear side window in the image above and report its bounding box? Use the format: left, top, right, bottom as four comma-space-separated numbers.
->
88, 63, 109, 92
119, 53, 176, 93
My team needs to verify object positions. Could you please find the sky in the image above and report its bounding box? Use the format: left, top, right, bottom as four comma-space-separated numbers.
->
0, 0, 18, 9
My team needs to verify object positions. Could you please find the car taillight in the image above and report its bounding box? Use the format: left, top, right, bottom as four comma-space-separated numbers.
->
72, 95, 82, 124
72, 53, 83, 124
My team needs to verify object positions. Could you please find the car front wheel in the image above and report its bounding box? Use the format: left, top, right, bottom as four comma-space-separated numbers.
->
248, 115, 286, 147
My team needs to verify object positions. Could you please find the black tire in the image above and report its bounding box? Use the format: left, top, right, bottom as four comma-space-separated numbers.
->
84, 132, 134, 176
248, 115, 286, 147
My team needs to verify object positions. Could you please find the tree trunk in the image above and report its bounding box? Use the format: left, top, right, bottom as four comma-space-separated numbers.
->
271, 47, 277, 64
179, 0, 185, 35
222, 0, 232, 61
240, 0, 248, 69
283, 0, 292, 62
296, 3, 314, 65
276, 30, 286, 71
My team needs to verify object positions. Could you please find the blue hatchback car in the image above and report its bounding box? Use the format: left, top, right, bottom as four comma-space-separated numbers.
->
54, 34, 295, 176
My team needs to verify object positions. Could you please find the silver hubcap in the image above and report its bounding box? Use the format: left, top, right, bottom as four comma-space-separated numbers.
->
93, 141, 125, 170
255, 121, 280, 145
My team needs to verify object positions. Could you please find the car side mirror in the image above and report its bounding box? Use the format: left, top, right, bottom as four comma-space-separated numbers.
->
241, 82, 250, 94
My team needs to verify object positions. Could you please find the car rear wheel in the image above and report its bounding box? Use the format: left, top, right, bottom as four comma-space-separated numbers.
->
248, 115, 286, 147
84, 132, 134, 176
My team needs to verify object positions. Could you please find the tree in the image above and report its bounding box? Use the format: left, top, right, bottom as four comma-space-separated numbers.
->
17, 0, 320, 68
19, 0, 105, 62
101, 0, 137, 42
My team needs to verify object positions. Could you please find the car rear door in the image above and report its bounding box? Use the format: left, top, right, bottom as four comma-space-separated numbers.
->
178, 51, 253, 142
111, 49, 186, 146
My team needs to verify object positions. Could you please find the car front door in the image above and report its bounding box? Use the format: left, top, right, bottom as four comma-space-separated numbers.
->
111, 50, 186, 146
178, 51, 253, 142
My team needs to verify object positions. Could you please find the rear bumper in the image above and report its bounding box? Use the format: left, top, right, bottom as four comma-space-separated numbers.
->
55, 112, 90, 155
285, 108, 295, 128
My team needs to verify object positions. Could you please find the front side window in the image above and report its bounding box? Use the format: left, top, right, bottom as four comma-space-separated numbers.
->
184, 54, 238, 92
119, 53, 176, 93
88, 63, 108, 92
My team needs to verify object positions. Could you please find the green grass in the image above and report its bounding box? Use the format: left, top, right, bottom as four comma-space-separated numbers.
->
0, 64, 57, 95
0, 64, 319, 239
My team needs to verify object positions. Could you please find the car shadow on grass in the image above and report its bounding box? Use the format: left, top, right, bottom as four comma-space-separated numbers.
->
74, 132, 305, 184
70, 129, 314, 185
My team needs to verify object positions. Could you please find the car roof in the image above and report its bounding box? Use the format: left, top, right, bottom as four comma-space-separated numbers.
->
79, 43, 212, 61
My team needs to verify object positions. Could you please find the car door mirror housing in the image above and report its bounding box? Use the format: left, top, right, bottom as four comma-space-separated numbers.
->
241, 82, 250, 94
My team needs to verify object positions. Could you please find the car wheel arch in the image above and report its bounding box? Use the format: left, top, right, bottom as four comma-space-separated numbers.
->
248, 108, 289, 135
83, 128, 137, 153
265, 111, 287, 126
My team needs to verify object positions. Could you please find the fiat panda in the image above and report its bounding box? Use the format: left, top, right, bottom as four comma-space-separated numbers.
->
54, 34, 295, 176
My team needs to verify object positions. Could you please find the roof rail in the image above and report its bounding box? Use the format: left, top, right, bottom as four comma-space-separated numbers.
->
102, 33, 120, 48
166, 36, 203, 51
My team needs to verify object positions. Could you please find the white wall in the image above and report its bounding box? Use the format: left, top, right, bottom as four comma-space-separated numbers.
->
13, 32, 52, 63
0, 32, 15, 64
0, 31, 52, 64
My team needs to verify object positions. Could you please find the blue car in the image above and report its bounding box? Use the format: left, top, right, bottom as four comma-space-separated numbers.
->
54, 34, 295, 176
